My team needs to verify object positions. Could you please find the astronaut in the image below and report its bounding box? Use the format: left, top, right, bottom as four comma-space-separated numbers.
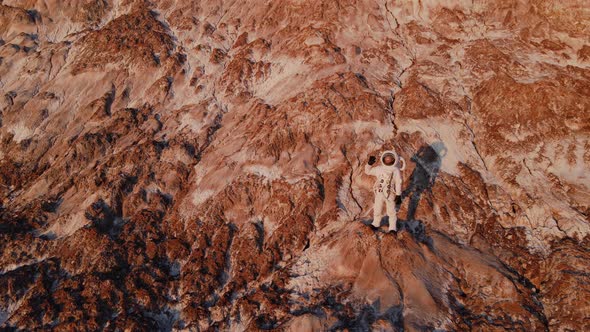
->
364, 150, 405, 233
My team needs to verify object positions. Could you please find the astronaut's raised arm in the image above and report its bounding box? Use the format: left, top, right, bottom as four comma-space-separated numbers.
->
364, 163, 376, 176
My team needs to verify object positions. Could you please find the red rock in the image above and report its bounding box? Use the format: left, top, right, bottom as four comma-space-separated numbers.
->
0, 0, 588, 330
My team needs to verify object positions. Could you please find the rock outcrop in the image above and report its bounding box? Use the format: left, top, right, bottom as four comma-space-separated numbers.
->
1, 0, 589, 330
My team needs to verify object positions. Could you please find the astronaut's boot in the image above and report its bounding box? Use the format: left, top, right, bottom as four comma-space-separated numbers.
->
386, 197, 398, 234
387, 217, 398, 234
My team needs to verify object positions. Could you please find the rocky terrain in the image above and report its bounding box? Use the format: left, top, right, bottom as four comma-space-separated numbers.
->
1, 0, 589, 330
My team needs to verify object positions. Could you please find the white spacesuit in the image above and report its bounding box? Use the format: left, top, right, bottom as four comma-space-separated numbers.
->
364, 150, 405, 232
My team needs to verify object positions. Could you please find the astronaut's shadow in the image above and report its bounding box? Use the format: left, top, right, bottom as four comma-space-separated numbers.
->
398, 142, 446, 244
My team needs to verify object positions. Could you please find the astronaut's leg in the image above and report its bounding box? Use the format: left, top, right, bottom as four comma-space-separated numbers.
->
372, 193, 384, 227
385, 195, 398, 232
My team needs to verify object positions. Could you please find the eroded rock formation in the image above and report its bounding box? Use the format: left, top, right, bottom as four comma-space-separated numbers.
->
1, 0, 589, 330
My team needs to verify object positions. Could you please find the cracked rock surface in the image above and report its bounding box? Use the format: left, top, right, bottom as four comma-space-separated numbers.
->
1, 0, 589, 331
